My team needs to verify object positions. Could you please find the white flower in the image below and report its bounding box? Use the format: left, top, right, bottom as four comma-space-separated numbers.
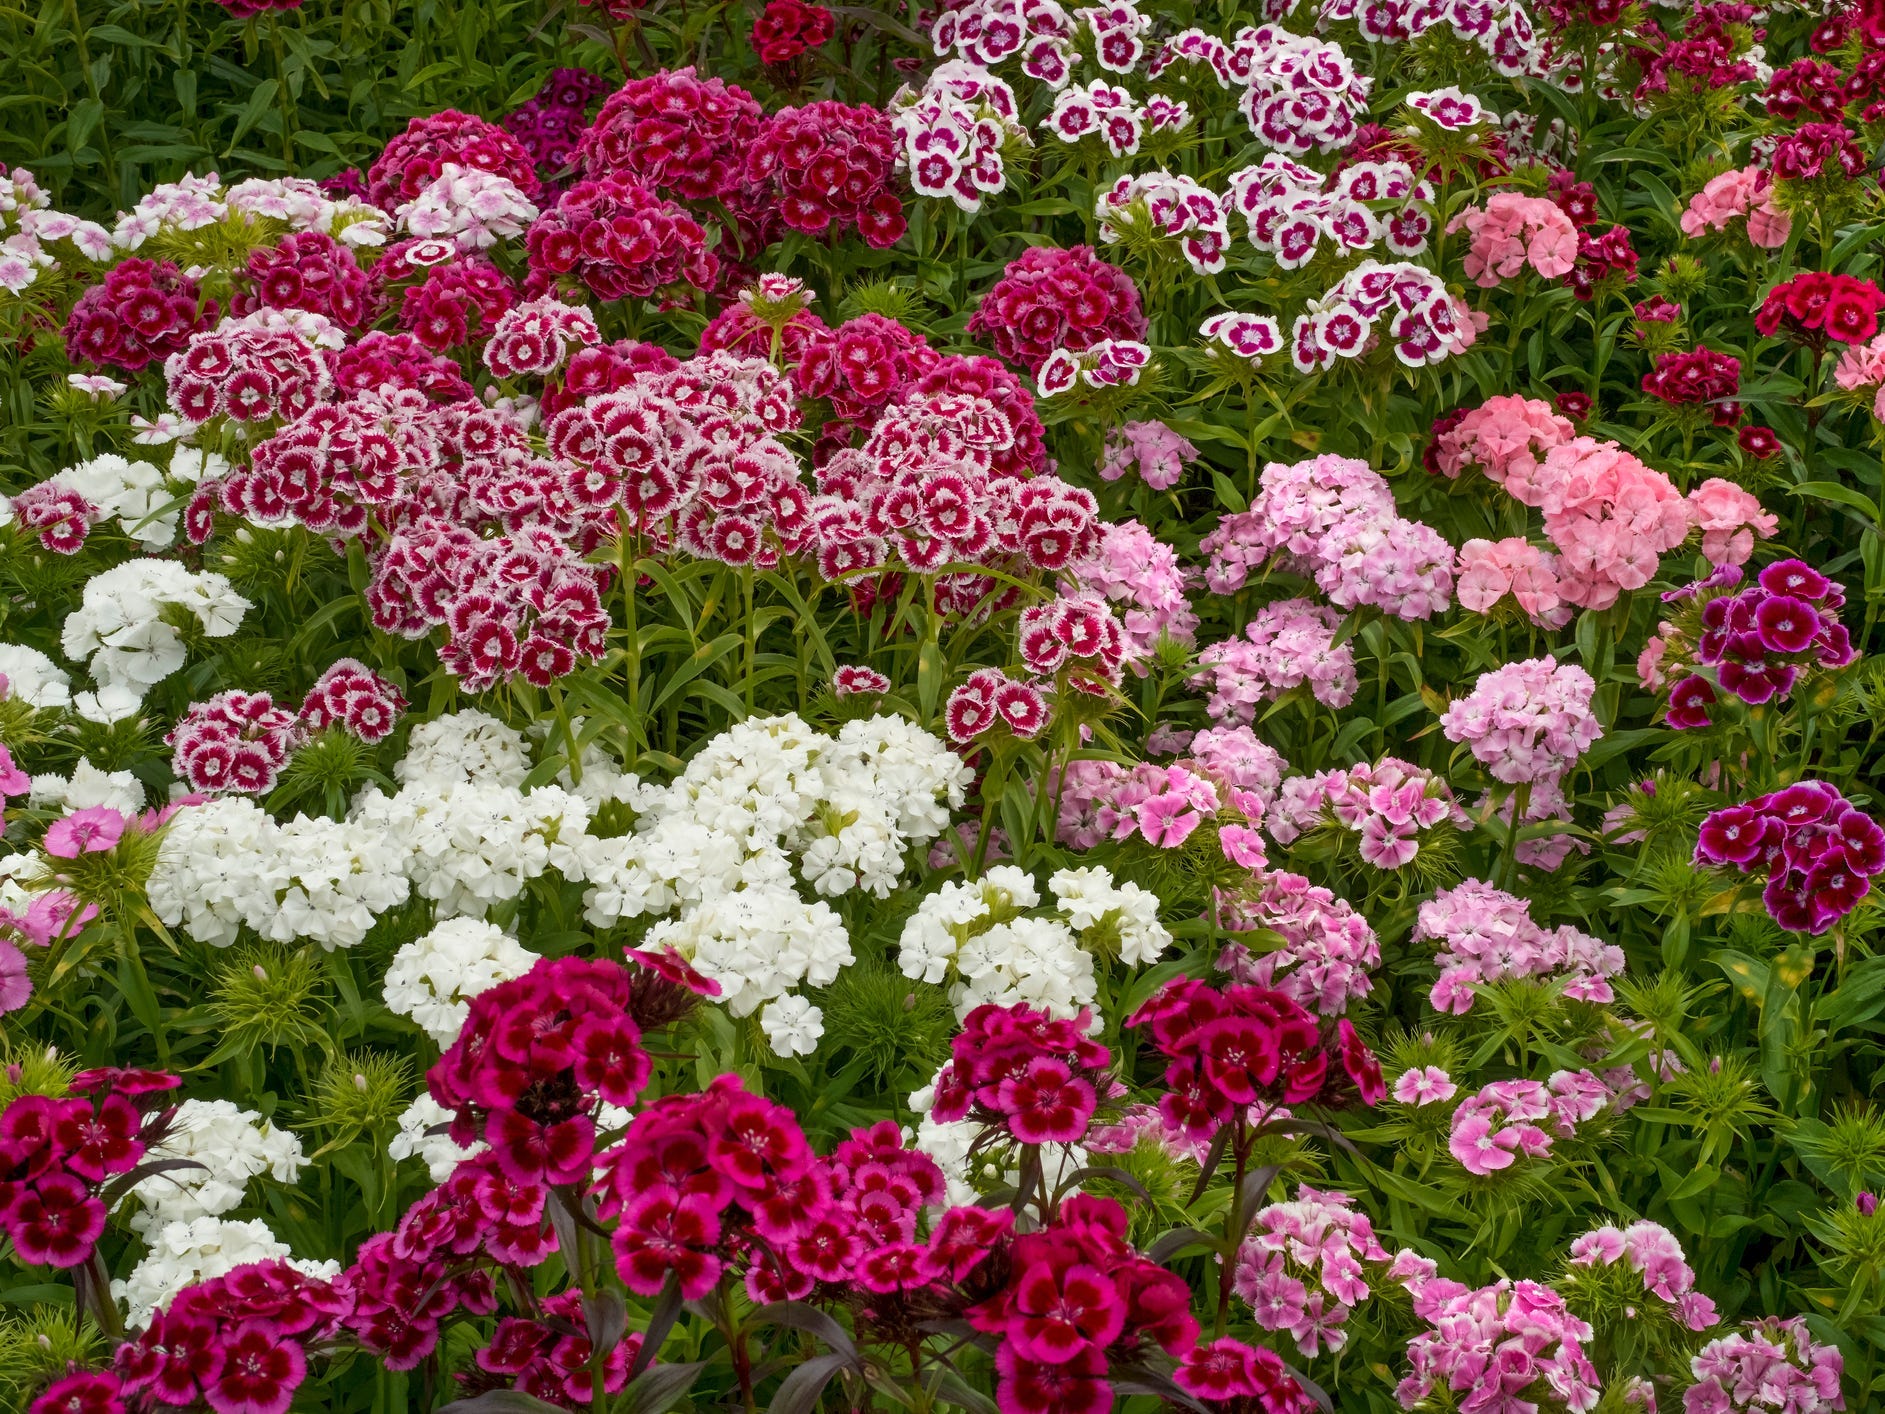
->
384, 918, 538, 1046
42, 453, 177, 548
760, 994, 825, 1057
126, 1100, 306, 1231
0, 644, 72, 709
62, 561, 250, 721
395, 710, 530, 789
29, 759, 146, 816
67, 373, 127, 398
397, 164, 538, 251
389, 1095, 484, 1182
1050, 864, 1171, 965
111, 1215, 338, 1329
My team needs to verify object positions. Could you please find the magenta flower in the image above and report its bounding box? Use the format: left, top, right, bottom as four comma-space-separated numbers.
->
1134, 793, 1202, 848
0, 940, 29, 1014
41, 807, 126, 859
1448, 1110, 1520, 1174
0, 745, 28, 800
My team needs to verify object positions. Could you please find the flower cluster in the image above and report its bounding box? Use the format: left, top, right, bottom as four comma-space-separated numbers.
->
968, 244, 1146, 374
1662, 559, 1856, 726
1439, 657, 1601, 786
1413, 880, 1625, 1013
1695, 781, 1885, 934
1267, 757, 1466, 870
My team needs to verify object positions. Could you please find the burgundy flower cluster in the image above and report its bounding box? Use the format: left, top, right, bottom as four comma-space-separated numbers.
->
751, 0, 835, 63
365, 108, 542, 210
525, 176, 721, 303
296, 658, 408, 742
374, 243, 519, 353
0, 1069, 177, 1270
1763, 56, 1847, 119
929, 1003, 1113, 1145
1695, 780, 1885, 933
503, 67, 612, 180
63, 258, 213, 373
945, 667, 1052, 743
746, 101, 906, 249
167, 690, 302, 795
1129, 978, 1383, 1142
1754, 271, 1885, 348
234, 231, 371, 329
538, 336, 677, 417
1640, 347, 1741, 425
794, 312, 936, 432
1768, 122, 1868, 184
579, 67, 766, 207
1665, 559, 1858, 727
967, 245, 1148, 375
1018, 592, 1131, 693
164, 319, 333, 426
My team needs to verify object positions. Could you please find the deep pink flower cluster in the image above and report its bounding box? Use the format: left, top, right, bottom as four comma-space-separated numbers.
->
375, 244, 518, 353
482, 296, 599, 379
1444, 1072, 1612, 1175
1439, 657, 1601, 786
794, 312, 937, 428
504, 68, 611, 178
930, 1003, 1112, 1145
1642, 347, 1742, 424
165, 318, 333, 426
910, 354, 1049, 479
1565, 1219, 1719, 1331
1053, 759, 1222, 850
966, 246, 1147, 375
329, 330, 475, 404
538, 336, 678, 418
1769, 122, 1867, 184
1413, 880, 1625, 1014
1018, 591, 1130, 692
1755, 271, 1885, 348
1683, 1317, 1845, 1414
475, 1288, 640, 1406
1694, 780, 1885, 934
167, 690, 301, 795
1233, 1186, 1400, 1357
745, 101, 906, 249
1200, 454, 1454, 619
297, 658, 407, 742
428, 955, 650, 1186
1192, 598, 1359, 720
1268, 757, 1466, 871
235, 231, 371, 329
945, 667, 1051, 743
1, 1072, 175, 1269
1128, 977, 1382, 1141
526, 176, 720, 303
1396, 1279, 1601, 1412
752, 0, 835, 62
9, 482, 97, 555
422, 529, 613, 691
64, 258, 213, 373
1218, 870, 1380, 1018
579, 68, 766, 205
1666, 558, 1856, 726
1563, 223, 1639, 300
366, 109, 542, 211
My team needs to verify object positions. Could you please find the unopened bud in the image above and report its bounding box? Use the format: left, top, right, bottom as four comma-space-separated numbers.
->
353, 1073, 369, 1091
253, 964, 268, 982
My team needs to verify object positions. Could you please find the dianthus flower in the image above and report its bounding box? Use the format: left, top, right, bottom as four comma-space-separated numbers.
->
1755, 271, 1885, 349
1439, 657, 1601, 786
1396, 1279, 1601, 1413
1455, 536, 1572, 628
235, 231, 370, 328
1642, 347, 1742, 425
64, 259, 214, 373
1098, 420, 1194, 490
374, 242, 519, 353
1193, 599, 1358, 720
504, 67, 611, 178
1769, 122, 1867, 184
482, 296, 600, 379
1683, 1317, 1844, 1414
752, 0, 835, 61
929, 1003, 1111, 1145
1686, 477, 1777, 567
1017, 591, 1131, 691
1233, 1186, 1400, 1356
1238, 29, 1371, 154
793, 313, 937, 427
1095, 170, 1228, 275
1514, 437, 1692, 610
1217, 869, 1380, 1017
579, 68, 766, 205
1414, 879, 1624, 1013
966, 245, 1146, 374
168, 691, 302, 795
1289, 260, 1474, 371
747, 102, 906, 249
297, 659, 407, 742
1268, 757, 1467, 871
1450, 192, 1580, 286
945, 668, 1051, 743
163, 316, 333, 428
366, 109, 542, 210
525, 175, 719, 303
1564, 1218, 1719, 1331
1678, 164, 1791, 248
1695, 779, 1884, 934
329, 330, 476, 404
1070, 519, 1197, 659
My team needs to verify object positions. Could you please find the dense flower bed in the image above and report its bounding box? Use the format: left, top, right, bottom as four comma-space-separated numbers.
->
2, 0, 1885, 1412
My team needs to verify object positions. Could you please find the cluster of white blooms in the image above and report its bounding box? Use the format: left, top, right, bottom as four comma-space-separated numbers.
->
31, 453, 180, 548
910, 1066, 1091, 1205
639, 886, 848, 1019
113, 1216, 339, 1329
60, 561, 250, 721
124, 1099, 306, 1231
28, 759, 146, 816
147, 798, 411, 950
113, 171, 387, 250
898, 862, 1167, 1019
396, 163, 538, 251
0, 643, 73, 709
397, 709, 530, 788
389, 1094, 483, 1182
382, 917, 539, 1046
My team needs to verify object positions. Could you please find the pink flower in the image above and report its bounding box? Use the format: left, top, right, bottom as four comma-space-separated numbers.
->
1219, 824, 1268, 870
1134, 793, 1202, 847
1448, 1110, 1520, 1174
1392, 1066, 1457, 1105
42, 807, 126, 859
0, 744, 29, 799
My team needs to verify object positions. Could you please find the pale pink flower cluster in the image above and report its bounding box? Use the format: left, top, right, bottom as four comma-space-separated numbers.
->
397, 163, 539, 251
1268, 757, 1466, 870
1396, 1279, 1601, 1414
1414, 879, 1625, 1014
1219, 869, 1380, 1015
1446, 1071, 1613, 1176
1054, 759, 1222, 849
1432, 394, 1573, 485
1200, 453, 1454, 619
1527, 438, 1693, 610
1187, 724, 1287, 815
1494, 775, 1589, 871
1085, 1101, 1215, 1165
1679, 165, 1792, 249
1439, 657, 1601, 785
1098, 419, 1196, 489
1683, 1318, 1845, 1414
1566, 1220, 1719, 1331
1069, 519, 1198, 659
1456, 536, 1574, 628
1233, 1186, 1396, 1357
1193, 598, 1359, 721
1687, 477, 1778, 567
1450, 193, 1580, 287
1834, 334, 1885, 392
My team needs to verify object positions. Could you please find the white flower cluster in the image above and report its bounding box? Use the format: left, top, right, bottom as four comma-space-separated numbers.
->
0, 169, 112, 295
124, 1099, 307, 1232
889, 62, 1029, 214
29, 759, 146, 816
60, 561, 250, 721
148, 798, 412, 950
897, 862, 1170, 1019
396, 163, 539, 252
383, 917, 539, 1046
29, 453, 181, 549
0, 643, 72, 710
113, 171, 387, 250
113, 1216, 340, 1330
